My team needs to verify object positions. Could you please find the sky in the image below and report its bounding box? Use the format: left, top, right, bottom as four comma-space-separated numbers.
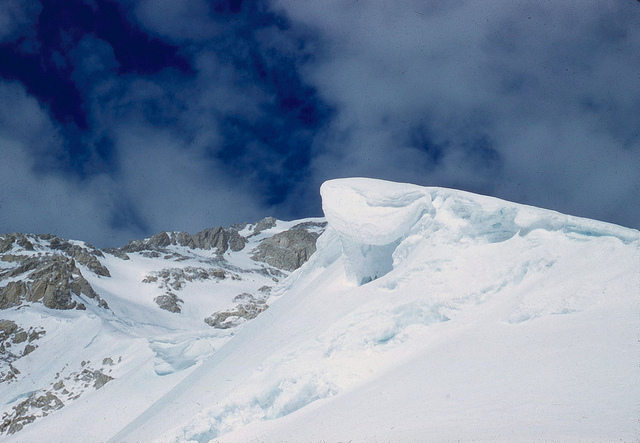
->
0, 0, 639, 248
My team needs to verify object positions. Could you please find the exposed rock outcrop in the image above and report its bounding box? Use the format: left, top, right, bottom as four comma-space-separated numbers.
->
144, 266, 237, 314
0, 233, 111, 311
103, 248, 130, 260
0, 283, 27, 310
143, 266, 233, 291
0, 234, 110, 277
0, 255, 108, 311
154, 293, 183, 313
1, 392, 64, 434
191, 227, 233, 252
252, 217, 277, 235
0, 320, 45, 383
0, 234, 34, 253
204, 293, 268, 329
228, 230, 247, 252
47, 237, 111, 277
251, 223, 326, 272
120, 231, 178, 253
119, 225, 247, 256
113, 217, 327, 266
1, 360, 115, 435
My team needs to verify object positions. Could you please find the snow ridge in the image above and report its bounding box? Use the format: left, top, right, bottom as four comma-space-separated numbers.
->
107, 178, 639, 443
322, 177, 638, 286
4, 178, 640, 443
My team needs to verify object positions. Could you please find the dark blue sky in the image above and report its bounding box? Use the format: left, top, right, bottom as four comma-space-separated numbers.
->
1, 0, 639, 247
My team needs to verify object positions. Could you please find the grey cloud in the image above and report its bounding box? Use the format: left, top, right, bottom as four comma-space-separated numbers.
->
133, 0, 217, 41
275, 0, 640, 229
4, 0, 638, 249
70, 35, 120, 84
0, 78, 267, 248
111, 123, 266, 235
0, 0, 39, 42
0, 81, 139, 246
2, 1, 327, 248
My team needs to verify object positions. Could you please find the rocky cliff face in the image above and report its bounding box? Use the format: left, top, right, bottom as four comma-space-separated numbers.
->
0, 234, 109, 311
251, 221, 327, 271
115, 225, 247, 257
101, 217, 325, 315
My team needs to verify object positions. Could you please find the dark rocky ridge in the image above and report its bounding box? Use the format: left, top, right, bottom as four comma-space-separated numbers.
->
251, 221, 327, 272
0, 234, 110, 311
1, 234, 110, 277
116, 225, 248, 257
0, 255, 108, 311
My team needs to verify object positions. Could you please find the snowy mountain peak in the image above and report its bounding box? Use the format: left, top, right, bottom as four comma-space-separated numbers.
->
2, 179, 639, 442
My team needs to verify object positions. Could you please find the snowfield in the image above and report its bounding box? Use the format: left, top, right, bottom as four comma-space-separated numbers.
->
4, 178, 640, 442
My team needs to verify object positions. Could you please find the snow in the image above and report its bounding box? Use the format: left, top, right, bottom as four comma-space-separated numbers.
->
4, 178, 640, 442
320, 179, 432, 246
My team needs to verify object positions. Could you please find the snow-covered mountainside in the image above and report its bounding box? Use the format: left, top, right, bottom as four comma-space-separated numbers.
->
2, 178, 639, 442
0, 217, 325, 436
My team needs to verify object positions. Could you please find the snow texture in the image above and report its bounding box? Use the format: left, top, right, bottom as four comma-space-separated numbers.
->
4, 178, 640, 443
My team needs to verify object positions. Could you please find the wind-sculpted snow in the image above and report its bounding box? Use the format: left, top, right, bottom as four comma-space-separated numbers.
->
321, 177, 639, 285
320, 179, 433, 246
81, 178, 638, 443
5, 179, 640, 443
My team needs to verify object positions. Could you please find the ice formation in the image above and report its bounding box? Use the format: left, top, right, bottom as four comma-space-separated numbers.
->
320, 179, 433, 284
321, 177, 637, 286
323, 177, 523, 285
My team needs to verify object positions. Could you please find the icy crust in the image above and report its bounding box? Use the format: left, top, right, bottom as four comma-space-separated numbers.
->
321, 178, 639, 285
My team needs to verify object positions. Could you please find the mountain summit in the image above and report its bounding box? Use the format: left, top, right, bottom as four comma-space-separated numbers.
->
2, 178, 639, 442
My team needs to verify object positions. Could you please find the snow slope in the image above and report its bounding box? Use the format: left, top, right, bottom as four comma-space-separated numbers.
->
5, 178, 640, 442
0, 217, 323, 438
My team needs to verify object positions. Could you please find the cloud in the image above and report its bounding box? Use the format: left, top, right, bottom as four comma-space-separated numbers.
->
110, 122, 267, 235
133, 0, 217, 41
275, 0, 640, 229
0, 0, 337, 247
2, 0, 639, 249
0, 81, 127, 246
128, 0, 334, 208
0, 78, 268, 247
0, 0, 39, 42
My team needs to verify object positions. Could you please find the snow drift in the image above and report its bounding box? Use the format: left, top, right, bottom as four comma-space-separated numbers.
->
321, 178, 636, 286
5, 178, 640, 443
